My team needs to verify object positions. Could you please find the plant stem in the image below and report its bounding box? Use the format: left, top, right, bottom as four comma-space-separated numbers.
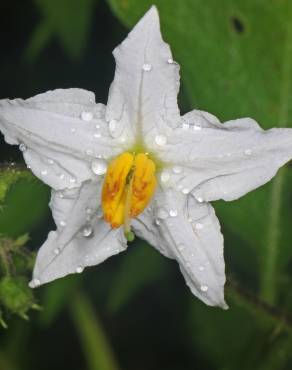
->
260, 3, 292, 303
70, 291, 120, 370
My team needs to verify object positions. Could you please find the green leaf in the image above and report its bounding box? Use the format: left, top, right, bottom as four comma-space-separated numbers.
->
26, 0, 96, 61
70, 292, 120, 370
0, 173, 50, 237
107, 0, 292, 304
107, 241, 168, 314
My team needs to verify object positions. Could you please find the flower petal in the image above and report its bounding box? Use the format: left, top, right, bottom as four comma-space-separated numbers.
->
134, 188, 226, 308
0, 88, 123, 190
106, 6, 180, 142
158, 110, 292, 202
30, 180, 127, 286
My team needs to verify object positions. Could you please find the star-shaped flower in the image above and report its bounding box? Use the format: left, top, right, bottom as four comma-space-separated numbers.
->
0, 6, 292, 308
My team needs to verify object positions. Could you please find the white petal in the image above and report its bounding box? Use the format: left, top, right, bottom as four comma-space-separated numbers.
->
159, 110, 292, 201
31, 180, 127, 286
106, 6, 180, 144
0, 89, 122, 190
136, 188, 227, 308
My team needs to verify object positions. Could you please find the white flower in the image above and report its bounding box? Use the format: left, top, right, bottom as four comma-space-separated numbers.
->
0, 6, 292, 308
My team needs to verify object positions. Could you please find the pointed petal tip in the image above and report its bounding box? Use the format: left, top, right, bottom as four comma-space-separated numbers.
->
134, 4, 160, 31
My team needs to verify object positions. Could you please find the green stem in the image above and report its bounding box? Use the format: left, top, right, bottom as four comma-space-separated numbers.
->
70, 292, 120, 370
261, 4, 292, 303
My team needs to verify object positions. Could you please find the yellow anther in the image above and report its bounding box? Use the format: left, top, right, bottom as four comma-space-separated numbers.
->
102, 152, 157, 231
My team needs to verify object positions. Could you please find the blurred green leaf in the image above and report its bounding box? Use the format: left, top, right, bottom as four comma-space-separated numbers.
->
26, 0, 96, 61
107, 241, 167, 314
39, 275, 79, 326
107, 0, 292, 304
70, 292, 120, 370
0, 175, 50, 237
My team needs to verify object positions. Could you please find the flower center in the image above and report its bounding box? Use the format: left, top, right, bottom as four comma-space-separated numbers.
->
102, 152, 157, 239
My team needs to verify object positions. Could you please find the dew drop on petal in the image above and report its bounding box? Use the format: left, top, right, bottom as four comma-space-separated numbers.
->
29, 278, 40, 288
59, 220, 66, 227
199, 265, 205, 271
142, 63, 152, 71
195, 196, 204, 203
41, 169, 48, 176
169, 209, 178, 217
95, 124, 100, 129
172, 166, 183, 174
157, 208, 169, 219
86, 207, 92, 214
76, 266, 84, 274
54, 247, 60, 255
182, 188, 190, 194
160, 170, 170, 183
167, 58, 174, 64
200, 284, 209, 292
182, 122, 190, 130
81, 111, 93, 121
155, 134, 167, 146
82, 225, 93, 238
178, 244, 185, 251
244, 148, 252, 156
59, 173, 65, 180
91, 159, 107, 175
94, 132, 101, 138
193, 124, 202, 131
69, 177, 76, 183
19, 143, 27, 152
109, 119, 117, 133
58, 192, 64, 199
195, 222, 204, 230
155, 218, 161, 226
70, 128, 76, 133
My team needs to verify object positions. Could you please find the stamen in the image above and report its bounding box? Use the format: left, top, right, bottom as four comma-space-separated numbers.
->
101, 152, 157, 232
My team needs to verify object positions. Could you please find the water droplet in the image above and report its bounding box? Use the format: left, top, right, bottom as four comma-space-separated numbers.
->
182, 188, 190, 194
59, 173, 65, 180
195, 196, 204, 203
76, 266, 84, 273
155, 134, 167, 146
109, 119, 117, 133
19, 143, 27, 152
199, 265, 205, 271
86, 207, 92, 214
94, 132, 101, 138
172, 166, 182, 174
169, 209, 178, 217
193, 124, 202, 131
91, 159, 107, 175
157, 208, 168, 219
178, 244, 185, 251
41, 169, 48, 176
95, 124, 100, 129
70, 128, 76, 133
155, 218, 161, 226
85, 149, 93, 156
81, 111, 93, 121
69, 177, 76, 183
200, 284, 208, 292
195, 222, 204, 230
59, 220, 66, 227
188, 217, 193, 223
244, 148, 252, 156
167, 58, 174, 64
82, 225, 93, 238
142, 63, 152, 71
54, 247, 60, 255
58, 192, 64, 199
182, 122, 190, 130
29, 278, 40, 288
160, 170, 170, 183
48, 158, 54, 165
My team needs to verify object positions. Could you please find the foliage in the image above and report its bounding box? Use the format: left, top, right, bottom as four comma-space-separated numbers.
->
1, 0, 292, 370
